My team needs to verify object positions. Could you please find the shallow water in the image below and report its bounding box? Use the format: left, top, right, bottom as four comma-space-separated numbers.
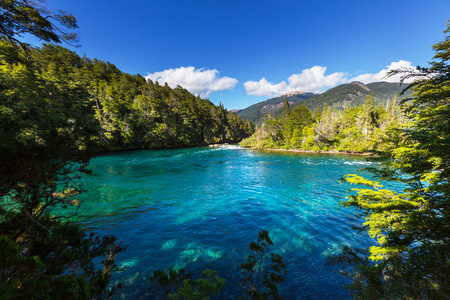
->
68, 146, 380, 299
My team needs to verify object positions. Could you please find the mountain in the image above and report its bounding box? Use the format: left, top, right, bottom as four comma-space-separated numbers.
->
367, 81, 412, 103
237, 82, 412, 125
237, 91, 316, 124
294, 81, 412, 111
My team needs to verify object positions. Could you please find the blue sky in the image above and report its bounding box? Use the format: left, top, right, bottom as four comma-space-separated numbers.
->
39, 0, 450, 109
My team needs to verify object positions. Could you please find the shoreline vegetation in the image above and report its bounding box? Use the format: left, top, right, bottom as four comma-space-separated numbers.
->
239, 94, 405, 154
99, 142, 375, 156
1, 41, 255, 153
240, 146, 374, 156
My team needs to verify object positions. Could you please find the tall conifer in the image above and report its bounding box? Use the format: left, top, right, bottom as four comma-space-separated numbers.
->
329, 21, 450, 299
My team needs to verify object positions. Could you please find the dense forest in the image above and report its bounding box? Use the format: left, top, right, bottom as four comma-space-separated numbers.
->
0, 1, 449, 299
1, 42, 254, 152
240, 92, 403, 153
0, 1, 253, 298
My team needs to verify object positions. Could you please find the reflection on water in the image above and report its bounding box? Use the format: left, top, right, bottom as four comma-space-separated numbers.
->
60, 146, 382, 299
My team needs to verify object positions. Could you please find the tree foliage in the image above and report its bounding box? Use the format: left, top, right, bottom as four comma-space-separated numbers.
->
148, 230, 286, 299
0, 213, 124, 299
0, 41, 254, 153
0, 1, 254, 297
240, 94, 401, 153
0, 40, 253, 296
0, 25, 128, 298
239, 230, 287, 299
149, 267, 225, 300
281, 97, 291, 120
0, 0, 79, 51
328, 21, 450, 299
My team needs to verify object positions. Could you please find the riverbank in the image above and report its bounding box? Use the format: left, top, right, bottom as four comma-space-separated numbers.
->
241, 146, 375, 156
97, 142, 242, 155
98, 143, 374, 157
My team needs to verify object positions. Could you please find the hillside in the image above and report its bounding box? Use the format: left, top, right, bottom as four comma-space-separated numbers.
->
237, 91, 316, 124
1, 42, 255, 153
367, 81, 412, 103
237, 81, 412, 125
294, 81, 412, 111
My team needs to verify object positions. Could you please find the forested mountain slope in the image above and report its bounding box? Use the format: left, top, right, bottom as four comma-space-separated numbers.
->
237, 91, 315, 125
237, 81, 412, 125
0, 42, 255, 152
294, 81, 412, 111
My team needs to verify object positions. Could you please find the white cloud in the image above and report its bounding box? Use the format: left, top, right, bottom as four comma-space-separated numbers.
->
287, 66, 347, 93
244, 61, 418, 98
244, 78, 289, 97
146, 66, 238, 97
244, 66, 348, 97
350, 60, 417, 84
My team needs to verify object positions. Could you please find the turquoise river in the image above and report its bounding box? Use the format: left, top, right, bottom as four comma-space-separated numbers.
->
69, 145, 381, 299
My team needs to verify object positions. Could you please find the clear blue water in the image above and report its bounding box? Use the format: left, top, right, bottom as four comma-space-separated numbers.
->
69, 146, 378, 299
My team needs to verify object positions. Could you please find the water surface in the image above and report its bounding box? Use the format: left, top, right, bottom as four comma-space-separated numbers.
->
71, 146, 378, 299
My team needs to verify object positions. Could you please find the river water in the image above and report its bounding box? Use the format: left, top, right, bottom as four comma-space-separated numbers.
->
70, 145, 378, 299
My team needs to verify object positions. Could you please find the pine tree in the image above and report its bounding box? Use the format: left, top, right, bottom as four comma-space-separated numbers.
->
281, 97, 291, 120
0, 0, 79, 52
329, 21, 450, 299
284, 103, 313, 138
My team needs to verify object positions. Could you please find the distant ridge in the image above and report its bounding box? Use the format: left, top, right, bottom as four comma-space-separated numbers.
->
296, 81, 412, 111
237, 81, 412, 125
237, 91, 316, 125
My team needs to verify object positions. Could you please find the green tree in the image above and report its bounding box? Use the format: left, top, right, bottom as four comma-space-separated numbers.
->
0, 0, 79, 51
308, 104, 339, 149
149, 268, 224, 300
264, 118, 284, 146
329, 21, 450, 298
284, 103, 313, 136
149, 268, 192, 299
281, 97, 291, 120
0, 3, 124, 296
359, 92, 379, 136
239, 230, 287, 299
